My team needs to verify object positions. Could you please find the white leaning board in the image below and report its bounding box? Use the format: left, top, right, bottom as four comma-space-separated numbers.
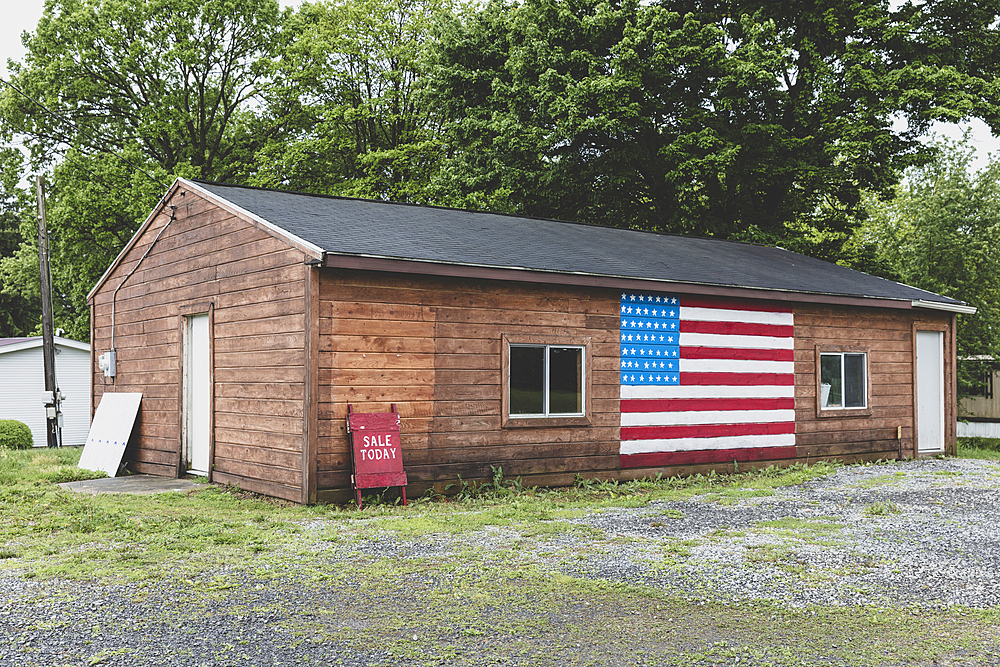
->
78, 393, 143, 477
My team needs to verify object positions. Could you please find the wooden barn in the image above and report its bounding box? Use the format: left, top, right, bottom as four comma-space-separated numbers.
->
88, 178, 973, 503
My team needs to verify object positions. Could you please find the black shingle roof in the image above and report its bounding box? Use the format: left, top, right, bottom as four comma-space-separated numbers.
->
191, 180, 964, 307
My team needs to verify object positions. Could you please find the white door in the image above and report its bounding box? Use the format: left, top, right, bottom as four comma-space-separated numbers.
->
184, 314, 211, 474
916, 330, 944, 453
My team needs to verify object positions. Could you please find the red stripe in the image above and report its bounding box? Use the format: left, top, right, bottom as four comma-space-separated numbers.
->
679, 298, 793, 314
681, 320, 793, 337
681, 372, 794, 386
682, 346, 794, 361
621, 397, 795, 413
620, 446, 797, 469
621, 421, 795, 441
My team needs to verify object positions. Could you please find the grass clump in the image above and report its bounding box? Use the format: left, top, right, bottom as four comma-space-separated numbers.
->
863, 500, 902, 516
958, 437, 1000, 460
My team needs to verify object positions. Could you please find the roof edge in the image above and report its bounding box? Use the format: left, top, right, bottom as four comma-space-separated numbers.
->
911, 299, 977, 315
0, 336, 91, 355
322, 252, 940, 310
181, 179, 325, 260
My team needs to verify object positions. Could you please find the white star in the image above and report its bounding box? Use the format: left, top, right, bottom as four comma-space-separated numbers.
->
621, 293, 627, 300
621, 305, 626, 313
669, 309, 676, 317
630, 375, 636, 382
656, 375, 662, 382
643, 308, 649, 315
627, 306, 633, 314
670, 322, 676, 329
644, 362, 650, 369
626, 334, 633, 342
630, 295, 636, 301
639, 348, 645, 355
653, 322, 660, 329
639, 375, 645, 382
670, 298, 678, 304
621, 359, 626, 368
638, 295, 644, 301
643, 334, 650, 341
630, 348, 636, 355
621, 333, 626, 341
621, 319, 627, 328
655, 296, 662, 303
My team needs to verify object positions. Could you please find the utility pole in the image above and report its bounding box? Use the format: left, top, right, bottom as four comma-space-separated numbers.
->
36, 175, 61, 448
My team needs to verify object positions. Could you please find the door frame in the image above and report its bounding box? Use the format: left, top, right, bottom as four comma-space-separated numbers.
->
178, 303, 215, 480
911, 319, 955, 458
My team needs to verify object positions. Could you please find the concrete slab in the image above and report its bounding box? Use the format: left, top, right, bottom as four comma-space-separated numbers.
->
59, 475, 206, 496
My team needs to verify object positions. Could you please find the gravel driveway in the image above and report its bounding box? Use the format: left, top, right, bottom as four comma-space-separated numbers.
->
3, 457, 1000, 666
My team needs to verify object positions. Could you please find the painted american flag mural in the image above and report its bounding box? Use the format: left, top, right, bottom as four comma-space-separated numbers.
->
619, 291, 797, 468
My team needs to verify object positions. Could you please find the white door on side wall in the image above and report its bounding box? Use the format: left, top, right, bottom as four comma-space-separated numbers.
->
915, 330, 945, 454
184, 313, 211, 474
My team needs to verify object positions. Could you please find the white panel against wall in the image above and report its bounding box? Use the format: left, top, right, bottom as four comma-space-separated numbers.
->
916, 330, 945, 453
78, 392, 143, 476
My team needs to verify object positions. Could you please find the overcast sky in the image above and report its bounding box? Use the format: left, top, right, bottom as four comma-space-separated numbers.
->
2, 0, 997, 171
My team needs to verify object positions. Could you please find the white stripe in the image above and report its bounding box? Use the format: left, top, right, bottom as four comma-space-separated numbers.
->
621, 433, 796, 454
679, 359, 794, 374
681, 307, 794, 326
622, 409, 796, 427
621, 385, 794, 400
680, 333, 793, 349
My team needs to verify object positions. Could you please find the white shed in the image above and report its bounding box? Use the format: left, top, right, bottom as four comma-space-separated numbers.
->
0, 337, 92, 448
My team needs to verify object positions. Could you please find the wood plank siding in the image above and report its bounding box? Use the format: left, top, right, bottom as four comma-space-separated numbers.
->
316, 269, 622, 496
90, 190, 310, 501
315, 277, 957, 499
792, 304, 955, 461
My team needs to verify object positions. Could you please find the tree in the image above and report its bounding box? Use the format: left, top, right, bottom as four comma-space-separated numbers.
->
424, 0, 1000, 254
851, 137, 1000, 395
249, 0, 447, 201
0, 0, 283, 340
0, 148, 37, 338
2, 0, 282, 181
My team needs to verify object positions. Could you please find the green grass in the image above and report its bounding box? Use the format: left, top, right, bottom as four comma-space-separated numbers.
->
958, 436, 1000, 460
3, 450, 999, 665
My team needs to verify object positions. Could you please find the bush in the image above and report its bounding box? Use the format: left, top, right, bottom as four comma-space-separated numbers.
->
0, 420, 33, 450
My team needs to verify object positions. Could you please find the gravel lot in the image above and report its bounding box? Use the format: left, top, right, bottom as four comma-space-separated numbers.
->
3, 457, 1000, 666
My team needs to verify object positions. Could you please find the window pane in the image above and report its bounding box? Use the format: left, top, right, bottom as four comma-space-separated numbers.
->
844, 354, 866, 408
820, 354, 842, 408
549, 347, 582, 414
510, 346, 544, 414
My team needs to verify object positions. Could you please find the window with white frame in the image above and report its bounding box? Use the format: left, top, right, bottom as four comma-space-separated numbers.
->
820, 351, 867, 409
508, 344, 584, 417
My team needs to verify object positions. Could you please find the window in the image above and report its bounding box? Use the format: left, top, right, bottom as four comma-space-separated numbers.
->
820, 351, 867, 409
509, 345, 584, 416
502, 334, 592, 427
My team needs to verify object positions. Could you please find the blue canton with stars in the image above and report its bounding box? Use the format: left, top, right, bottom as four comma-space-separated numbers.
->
621, 292, 681, 385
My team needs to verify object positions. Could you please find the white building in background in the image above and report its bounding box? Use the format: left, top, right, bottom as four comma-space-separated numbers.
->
0, 337, 91, 447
